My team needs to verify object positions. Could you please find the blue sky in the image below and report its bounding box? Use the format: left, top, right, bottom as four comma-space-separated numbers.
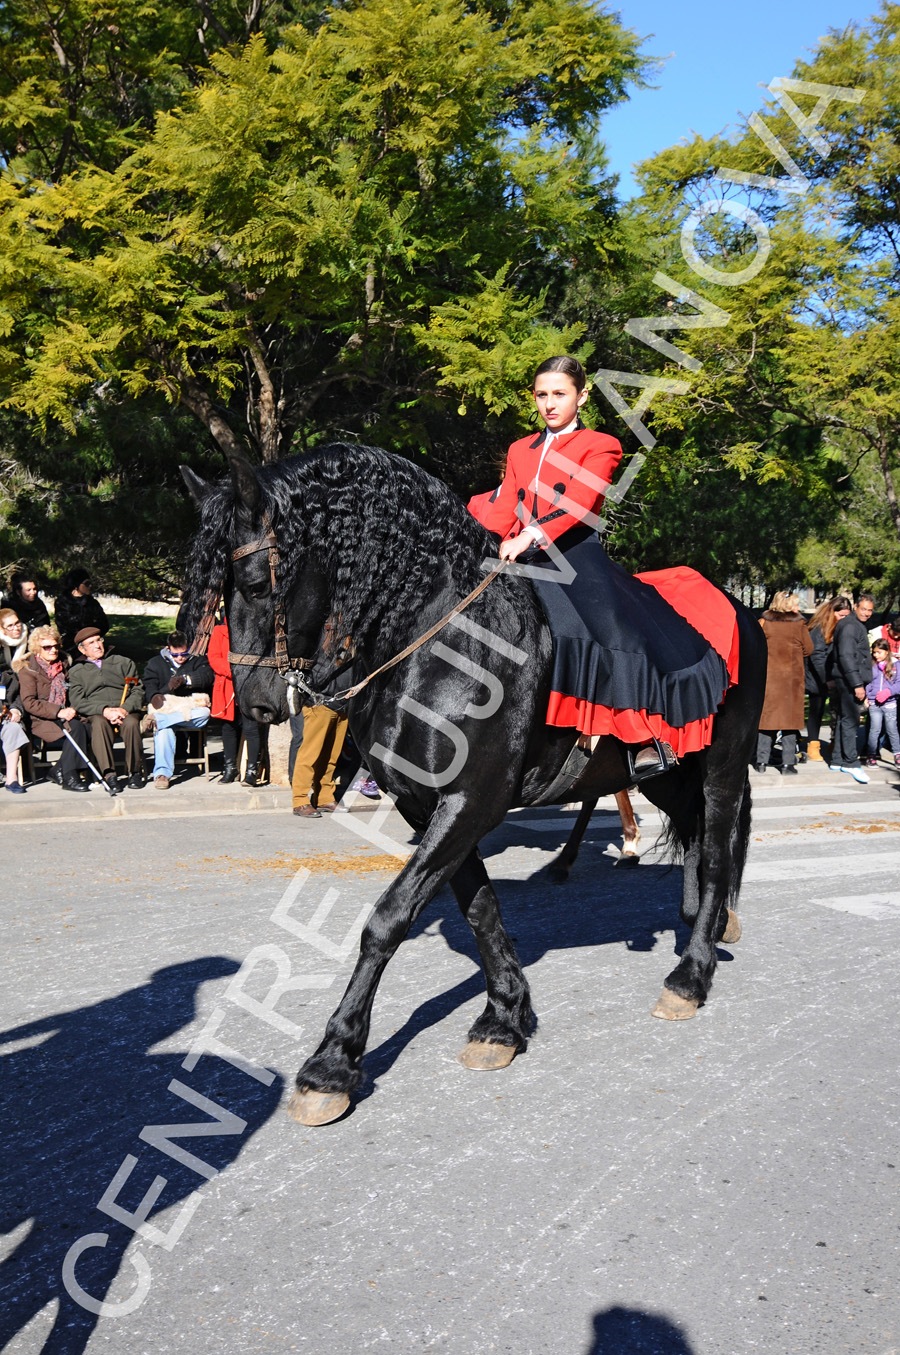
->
602, 0, 879, 197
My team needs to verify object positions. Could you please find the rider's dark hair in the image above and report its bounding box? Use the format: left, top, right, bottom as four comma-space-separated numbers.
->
533, 355, 587, 393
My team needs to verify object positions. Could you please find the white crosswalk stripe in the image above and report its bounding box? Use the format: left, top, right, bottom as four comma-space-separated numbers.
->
744, 850, 900, 882
809, 892, 900, 920
512, 798, 900, 833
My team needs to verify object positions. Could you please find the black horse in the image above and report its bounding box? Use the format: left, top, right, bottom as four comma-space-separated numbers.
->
183, 444, 766, 1125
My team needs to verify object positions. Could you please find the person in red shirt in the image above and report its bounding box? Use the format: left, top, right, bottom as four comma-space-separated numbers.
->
469, 355, 738, 775
208, 615, 261, 784
876, 618, 900, 658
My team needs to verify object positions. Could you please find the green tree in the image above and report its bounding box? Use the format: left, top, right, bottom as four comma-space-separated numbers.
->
605, 2, 900, 592
0, 0, 651, 590
0, 0, 310, 180
0, 0, 646, 470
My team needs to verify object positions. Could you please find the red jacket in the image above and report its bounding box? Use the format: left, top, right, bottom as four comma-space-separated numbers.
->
207, 622, 235, 721
878, 623, 900, 658
477, 428, 622, 543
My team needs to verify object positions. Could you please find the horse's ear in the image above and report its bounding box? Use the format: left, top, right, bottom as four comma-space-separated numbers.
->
180, 465, 213, 507
227, 451, 262, 518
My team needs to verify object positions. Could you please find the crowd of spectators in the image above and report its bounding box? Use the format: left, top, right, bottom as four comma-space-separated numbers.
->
756, 590, 900, 783
6, 566, 900, 798
0, 570, 240, 794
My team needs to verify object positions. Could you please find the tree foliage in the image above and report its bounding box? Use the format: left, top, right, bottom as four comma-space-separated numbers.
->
0, 0, 651, 590
602, 2, 900, 595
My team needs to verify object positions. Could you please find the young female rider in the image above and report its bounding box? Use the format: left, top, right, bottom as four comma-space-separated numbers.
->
470, 355, 739, 776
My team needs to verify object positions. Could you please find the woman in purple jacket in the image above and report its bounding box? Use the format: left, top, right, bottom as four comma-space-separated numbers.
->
864, 639, 900, 765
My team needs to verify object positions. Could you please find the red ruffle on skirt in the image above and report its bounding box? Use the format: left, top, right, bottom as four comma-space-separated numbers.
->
545, 694, 717, 756
545, 566, 739, 752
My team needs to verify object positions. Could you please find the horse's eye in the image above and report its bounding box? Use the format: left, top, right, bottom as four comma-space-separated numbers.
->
243, 579, 270, 600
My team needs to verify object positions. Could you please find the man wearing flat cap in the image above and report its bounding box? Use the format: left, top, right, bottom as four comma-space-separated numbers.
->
68, 627, 146, 790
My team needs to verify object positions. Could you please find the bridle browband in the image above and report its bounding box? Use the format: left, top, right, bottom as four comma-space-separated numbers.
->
189, 515, 509, 708
190, 514, 307, 676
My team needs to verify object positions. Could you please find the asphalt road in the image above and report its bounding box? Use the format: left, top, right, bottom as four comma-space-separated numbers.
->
2, 765, 899, 1355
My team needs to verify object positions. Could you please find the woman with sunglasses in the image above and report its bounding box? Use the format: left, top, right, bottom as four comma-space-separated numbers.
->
17, 625, 91, 791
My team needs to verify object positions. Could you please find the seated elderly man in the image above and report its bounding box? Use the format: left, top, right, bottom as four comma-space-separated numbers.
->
143, 631, 213, 790
68, 627, 145, 791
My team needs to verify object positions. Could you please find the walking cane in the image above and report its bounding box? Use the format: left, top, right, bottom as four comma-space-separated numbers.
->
113, 675, 140, 733
61, 724, 117, 795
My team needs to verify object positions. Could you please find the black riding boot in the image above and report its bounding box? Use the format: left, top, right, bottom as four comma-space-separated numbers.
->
221, 761, 238, 784
243, 763, 259, 787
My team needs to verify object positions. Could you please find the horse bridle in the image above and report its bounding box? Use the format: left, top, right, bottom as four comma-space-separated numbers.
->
190, 515, 510, 710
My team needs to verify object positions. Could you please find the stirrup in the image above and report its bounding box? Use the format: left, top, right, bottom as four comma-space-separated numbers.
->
627, 738, 677, 781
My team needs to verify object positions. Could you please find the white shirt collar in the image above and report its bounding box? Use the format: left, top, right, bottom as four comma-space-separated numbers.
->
543, 417, 579, 445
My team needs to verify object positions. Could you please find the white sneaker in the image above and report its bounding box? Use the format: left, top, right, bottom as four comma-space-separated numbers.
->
842, 765, 870, 784
829, 763, 842, 771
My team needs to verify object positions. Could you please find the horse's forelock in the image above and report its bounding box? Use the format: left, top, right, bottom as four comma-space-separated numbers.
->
184, 479, 236, 636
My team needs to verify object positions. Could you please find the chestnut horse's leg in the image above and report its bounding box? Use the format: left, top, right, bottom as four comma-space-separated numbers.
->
450, 849, 534, 1069
287, 818, 531, 1124
613, 788, 641, 869
549, 788, 641, 880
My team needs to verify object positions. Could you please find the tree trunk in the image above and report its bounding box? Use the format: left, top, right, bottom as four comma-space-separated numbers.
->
176, 372, 254, 464
245, 333, 281, 463
874, 428, 900, 544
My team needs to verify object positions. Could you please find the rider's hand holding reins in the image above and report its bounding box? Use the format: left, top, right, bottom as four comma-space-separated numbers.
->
499, 530, 540, 562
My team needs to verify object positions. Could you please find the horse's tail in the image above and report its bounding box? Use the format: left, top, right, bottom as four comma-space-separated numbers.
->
726, 772, 753, 909
658, 773, 704, 865
658, 764, 748, 888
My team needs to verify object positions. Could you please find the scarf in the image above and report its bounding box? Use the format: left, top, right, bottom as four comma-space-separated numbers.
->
36, 654, 67, 707
0, 626, 27, 665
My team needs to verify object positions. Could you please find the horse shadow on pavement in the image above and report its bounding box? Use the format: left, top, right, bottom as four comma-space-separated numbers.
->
358, 846, 729, 1101
585, 1304, 696, 1353
0, 956, 284, 1354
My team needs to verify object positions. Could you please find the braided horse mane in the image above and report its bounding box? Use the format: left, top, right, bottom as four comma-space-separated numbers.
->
185, 443, 498, 656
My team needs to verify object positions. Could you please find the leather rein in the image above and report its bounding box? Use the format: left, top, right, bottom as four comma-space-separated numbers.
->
189, 517, 509, 708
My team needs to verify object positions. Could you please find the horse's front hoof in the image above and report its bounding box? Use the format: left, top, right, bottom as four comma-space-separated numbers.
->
458, 1040, 518, 1070
615, 851, 640, 869
286, 1087, 351, 1125
548, 863, 571, 884
721, 909, 742, 944
651, 988, 700, 1021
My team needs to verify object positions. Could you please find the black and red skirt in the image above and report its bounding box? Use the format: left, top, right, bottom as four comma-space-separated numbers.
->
527, 528, 740, 756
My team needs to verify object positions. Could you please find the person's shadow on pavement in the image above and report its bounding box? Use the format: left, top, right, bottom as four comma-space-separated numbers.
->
585, 1304, 696, 1353
0, 956, 283, 1354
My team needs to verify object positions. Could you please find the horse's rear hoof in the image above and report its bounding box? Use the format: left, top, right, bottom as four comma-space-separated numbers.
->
458, 1040, 517, 1070
615, 851, 640, 869
548, 863, 570, 884
721, 909, 742, 943
651, 989, 699, 1021
286, 1088, 351, 1125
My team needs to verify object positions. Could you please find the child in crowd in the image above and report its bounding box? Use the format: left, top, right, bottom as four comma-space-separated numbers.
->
864, 639, 900, 766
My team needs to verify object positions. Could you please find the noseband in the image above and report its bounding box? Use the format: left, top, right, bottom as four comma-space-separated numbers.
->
189, 515, 311, 680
